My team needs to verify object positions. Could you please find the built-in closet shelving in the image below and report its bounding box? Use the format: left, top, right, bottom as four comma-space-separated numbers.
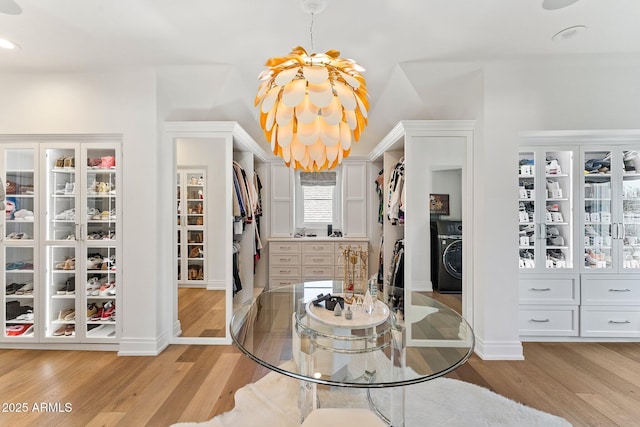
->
1, 137, 122, 348
176, 168, 206, 286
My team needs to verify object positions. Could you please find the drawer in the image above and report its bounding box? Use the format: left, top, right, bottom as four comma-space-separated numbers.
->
270, 242, 301, 254
269, 266, 301, 278
269, 277, 302, 288
302, 242, 334, 254
302, 266, 335, 279
519, 277, 579, 305
519, 305, 578, 336
270, 254, 300, 266
581, 277, 640, 305
580, 306, 640, 337
302, 254, 334, 266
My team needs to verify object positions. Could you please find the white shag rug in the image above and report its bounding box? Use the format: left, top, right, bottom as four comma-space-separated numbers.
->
172, 369, 571, 427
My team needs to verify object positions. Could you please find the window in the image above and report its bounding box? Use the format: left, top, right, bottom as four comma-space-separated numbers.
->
295, 169, 342, 230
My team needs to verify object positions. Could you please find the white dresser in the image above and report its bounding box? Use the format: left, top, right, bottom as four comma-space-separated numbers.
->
268, 238, 369, 287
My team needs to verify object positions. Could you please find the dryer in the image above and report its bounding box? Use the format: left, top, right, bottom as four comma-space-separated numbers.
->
430, 220, 463, 293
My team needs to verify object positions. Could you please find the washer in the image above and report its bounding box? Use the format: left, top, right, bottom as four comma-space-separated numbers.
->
430, 220, 463, 293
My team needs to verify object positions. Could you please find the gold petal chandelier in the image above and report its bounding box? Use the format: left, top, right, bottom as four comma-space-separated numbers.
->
255, 1, 369, 172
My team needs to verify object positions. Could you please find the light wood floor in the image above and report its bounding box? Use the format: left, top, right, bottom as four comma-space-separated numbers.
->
1, 291, 638, 426
177, 288, 225, 337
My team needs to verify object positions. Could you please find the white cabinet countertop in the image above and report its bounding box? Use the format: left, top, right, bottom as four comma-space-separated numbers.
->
268, 237, 369, 242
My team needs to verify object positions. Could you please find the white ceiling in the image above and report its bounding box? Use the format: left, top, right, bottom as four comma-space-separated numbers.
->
2, 0, 640, 149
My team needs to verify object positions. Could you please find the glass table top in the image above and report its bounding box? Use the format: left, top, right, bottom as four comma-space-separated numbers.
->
230, 280, 474, 388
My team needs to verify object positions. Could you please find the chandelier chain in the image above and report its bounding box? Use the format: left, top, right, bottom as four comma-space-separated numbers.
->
309, 12, 315, 52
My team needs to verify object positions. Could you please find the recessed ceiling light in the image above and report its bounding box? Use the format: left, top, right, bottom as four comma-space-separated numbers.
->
552, 25, 587, 42
542, 0, 580, 10
0, 38, 20, 50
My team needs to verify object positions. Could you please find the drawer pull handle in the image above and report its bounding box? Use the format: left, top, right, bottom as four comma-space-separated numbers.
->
280, 270, 291, 274
279, 258, 291, 262
608, 288, 631, 292
313, 246, 322, 250
608, 320, 631, 324
313, 258, 324, 262
281, 246, 291, 250
530, 318, 550, 323
529, 288, 551, 292
313, 270, 323, 274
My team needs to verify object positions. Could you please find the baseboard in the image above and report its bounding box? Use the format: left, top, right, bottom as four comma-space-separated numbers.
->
410, 281, 432, 292
118, 332, 170, 356
474, 336, 524, 360
207, 279, 227, 291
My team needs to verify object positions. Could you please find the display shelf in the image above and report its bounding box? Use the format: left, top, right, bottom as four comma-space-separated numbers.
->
177, 169, 207, 286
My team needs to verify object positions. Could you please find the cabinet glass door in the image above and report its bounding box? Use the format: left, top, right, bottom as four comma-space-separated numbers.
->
4, 148, 36, 339
544, 150, 573, 269
85, 147, 118, 339
622, 149, 640, 270
518, 151, 536, 269
583, 149, 613, 269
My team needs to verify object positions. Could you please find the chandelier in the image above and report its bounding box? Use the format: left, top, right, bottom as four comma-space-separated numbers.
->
254, 2, 369, 172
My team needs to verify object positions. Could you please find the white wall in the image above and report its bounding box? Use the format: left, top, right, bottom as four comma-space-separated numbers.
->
0, 70, 161, 355
432, 169, 462, 221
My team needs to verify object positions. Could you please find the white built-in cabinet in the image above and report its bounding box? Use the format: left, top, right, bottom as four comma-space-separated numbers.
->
268, 239, 369, 288
519, 131, 640, 339
1, 138, 122, 347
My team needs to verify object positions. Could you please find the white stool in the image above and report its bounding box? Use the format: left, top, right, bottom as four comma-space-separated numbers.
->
301, 408, 387, 427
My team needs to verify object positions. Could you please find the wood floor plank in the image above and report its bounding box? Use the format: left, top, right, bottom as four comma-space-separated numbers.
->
84, 411, 127, 427
176, 352, 241, 423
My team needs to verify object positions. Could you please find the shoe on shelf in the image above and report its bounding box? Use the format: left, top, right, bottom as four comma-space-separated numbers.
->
6, 282, 21, 295
58, 308, 74, 321
87, 277, 101, 295
99, 283, 115, 297
16, 310, 34, 321
15, 283, 34, 295
6, 324, 32, 336
64, 325, 75, 336
87, 303, 98, 318
53, 325, 66, 336
101, 301, 115, 321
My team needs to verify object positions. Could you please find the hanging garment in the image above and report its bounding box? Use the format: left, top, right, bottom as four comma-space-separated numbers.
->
375, 169, 384, 224
387, 158, 405, 225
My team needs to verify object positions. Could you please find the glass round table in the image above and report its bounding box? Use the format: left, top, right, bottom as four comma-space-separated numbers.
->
230, 280, 474, 426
